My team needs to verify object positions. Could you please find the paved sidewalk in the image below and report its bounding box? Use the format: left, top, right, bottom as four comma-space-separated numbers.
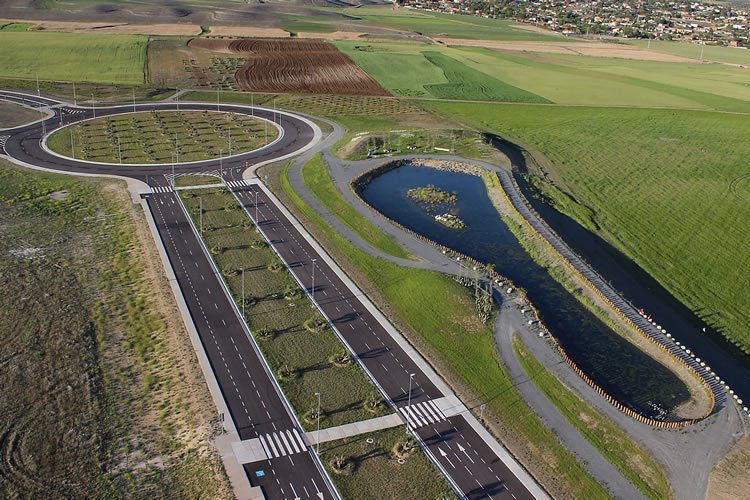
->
306, 414, 403, 445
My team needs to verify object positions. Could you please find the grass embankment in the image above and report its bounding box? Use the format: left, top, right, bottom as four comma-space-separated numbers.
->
47, 111, 276, 164
271, 158, 611, 499
181, 91, 278, 108
0, 32, 147, 84
178, 188, 389, 430
427, 100, 750, 355
0, 162, 230, 497
513, 336, 671, 500
320, 428, 455, 499
301, 153, 411, 260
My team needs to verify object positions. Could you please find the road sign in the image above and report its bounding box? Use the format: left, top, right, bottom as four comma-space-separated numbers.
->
255, 470, 265, 477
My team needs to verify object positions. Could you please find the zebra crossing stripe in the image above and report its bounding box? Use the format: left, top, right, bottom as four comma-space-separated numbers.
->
292, 428, 307, 450
414, 403, 436, 424
279, 431, 293, 455
266, 434, 280, 458
420, 401, 440, 422
398, 407, 416, 429
286, 430, 301, 453
405, 405, 428, 427
272, 433, 286, 456
259, 434, 272, 458
427, 399, 447, 420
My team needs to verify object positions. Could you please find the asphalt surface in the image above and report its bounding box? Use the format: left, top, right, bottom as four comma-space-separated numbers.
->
1, 91, 541, 500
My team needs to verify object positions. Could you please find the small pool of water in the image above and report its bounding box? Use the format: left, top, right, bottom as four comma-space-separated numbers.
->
361, 165, 690, 417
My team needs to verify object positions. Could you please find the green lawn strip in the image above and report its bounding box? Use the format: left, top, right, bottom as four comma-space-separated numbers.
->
0, 32, 147, 84
422, 51, 551, 103
279, 21, 336, 34
424, 100, 750, 355
0, 78, 175, 102
280, 160, 611, 499
174, 175, 221, 187
513, 335, 671, 500
301, 153, 412, 260
319, 427, 456, 499
47, 110, 275, 164
178, 188, 389, 430
0, 22, 33, 31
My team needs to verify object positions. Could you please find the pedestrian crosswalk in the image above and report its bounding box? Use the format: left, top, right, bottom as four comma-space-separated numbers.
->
258, 429, 308, 459
61, 108, 84, 115
399, 399, 448, 429
225, 179, 249, 188
0, 135, 9, 149
149, 185, 174, 194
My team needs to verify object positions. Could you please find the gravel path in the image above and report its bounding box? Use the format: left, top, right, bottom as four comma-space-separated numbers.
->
258, 121, 747, 500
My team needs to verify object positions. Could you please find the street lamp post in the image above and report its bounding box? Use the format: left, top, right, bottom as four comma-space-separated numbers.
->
254, 191, 258, 224
199, 196, 203, 235
406, 373, 416, 432
241, 267, 246, 318
311, 258, 317, 302
220, 149, 223, 179
315, 392, 321, 454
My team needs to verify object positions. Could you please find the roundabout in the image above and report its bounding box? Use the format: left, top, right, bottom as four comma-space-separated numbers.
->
0, 90, 321, 187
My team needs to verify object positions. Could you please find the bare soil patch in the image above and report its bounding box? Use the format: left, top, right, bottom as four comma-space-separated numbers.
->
0, 18, 201, 35
438, 38, 698, 63
707, 434, 750, 500
207, 26, 290, 38
229, 38, 389, 95
0, 100, 40, 129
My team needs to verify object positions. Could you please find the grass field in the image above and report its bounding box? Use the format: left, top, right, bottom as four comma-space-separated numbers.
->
179, 188, 389, 430
276, 158, 611, 499
0, 161, 230, 497
513, 336, 670, 500
334, 41, 750, 109
626, 39, 750, 65
174, 174, 220, 187
422, 51, 550, 103
302, 153, 411, 259
0, 78, 175, 102
0, 22, 32, 31
46, 111, 276, 164
0, 32, 147, 84
320, 427, 455, 499
426, 100, 750, 354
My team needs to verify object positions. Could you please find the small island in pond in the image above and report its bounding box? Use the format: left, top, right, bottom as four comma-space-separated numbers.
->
434, 213, 465, 229
406, 185, 457, 206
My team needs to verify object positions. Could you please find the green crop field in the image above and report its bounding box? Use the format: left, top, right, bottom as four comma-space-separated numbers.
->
335, 41, 750, 109
421, 51, 550, 103
426, 100, 750, 354
0, 32, 147, 84
276, 159, 611, 499
626, 39, 750, 65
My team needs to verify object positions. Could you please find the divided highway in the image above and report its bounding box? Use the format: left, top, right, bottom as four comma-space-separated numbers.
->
1, 90, 546, 499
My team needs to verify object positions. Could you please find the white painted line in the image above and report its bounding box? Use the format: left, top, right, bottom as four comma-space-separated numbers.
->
279, 430, 294, 455
273, 432, 287, 456
405, 405, 428, 427
286, 430, 301, 454
265, 434, 280, 458
414, 403, 435, 424
259, 434, 273, 459
399, 407, 416, 429
293, 429, 307, 451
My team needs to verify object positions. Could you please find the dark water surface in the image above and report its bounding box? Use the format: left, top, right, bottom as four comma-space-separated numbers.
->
361, 165, 690, 417
515, 174, 750, 399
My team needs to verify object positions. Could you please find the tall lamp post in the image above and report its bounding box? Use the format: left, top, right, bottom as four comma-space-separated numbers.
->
406, 373, 415, 432
311, 258, 317, 302
241, 267, 246, 318
254, 191, 259, 224
315, 392, 321, 454
199, 196, 203, 235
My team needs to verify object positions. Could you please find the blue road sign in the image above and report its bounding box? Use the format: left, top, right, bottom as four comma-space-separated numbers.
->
255, 470, 265, 477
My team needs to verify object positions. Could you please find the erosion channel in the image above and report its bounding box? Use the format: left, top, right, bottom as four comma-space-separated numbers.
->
360, 163, 690, 418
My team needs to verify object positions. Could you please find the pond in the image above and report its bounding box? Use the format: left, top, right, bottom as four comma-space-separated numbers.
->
361, 164, 690, 418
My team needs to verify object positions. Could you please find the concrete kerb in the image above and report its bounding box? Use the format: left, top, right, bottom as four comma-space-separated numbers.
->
173, 186, 342, 500
248, 179, 547, 499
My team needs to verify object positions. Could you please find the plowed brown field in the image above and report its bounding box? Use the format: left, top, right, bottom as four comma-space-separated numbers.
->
229, 38, 389, 96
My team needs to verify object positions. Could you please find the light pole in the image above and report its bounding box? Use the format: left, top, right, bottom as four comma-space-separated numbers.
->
220, 149, 223, 179
70, 128, 74, 159
315, 392, 321, 454
73, 81, 77, 106
254, 190, 258, 224
36, 73, 40, 97
311, 258, 317, 302
241, 267, 246, 318
132, 88, 136, 113
171, 153, 175, 186
117, 135, 122, 164
199, 196, 203, 235
92, 93, 96, 120
406, 373, 415, 432
228, 127, 232, 156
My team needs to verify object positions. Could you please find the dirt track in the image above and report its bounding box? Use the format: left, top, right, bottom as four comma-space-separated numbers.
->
228, 38, 390, 96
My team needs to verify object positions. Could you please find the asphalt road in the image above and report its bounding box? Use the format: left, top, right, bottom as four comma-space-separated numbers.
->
225, 169, 536, 500
1, 91, 541, 499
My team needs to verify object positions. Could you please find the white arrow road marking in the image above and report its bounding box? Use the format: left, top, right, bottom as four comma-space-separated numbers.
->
311, 478, 324, 499
439, 447, 456, 469
458, 443, 475, 464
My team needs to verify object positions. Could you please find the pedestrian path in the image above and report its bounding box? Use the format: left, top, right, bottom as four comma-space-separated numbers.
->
399, 399, 449, 430
226, 179, 249, 188
258, 429, 308, 459
306, 413, 403, 445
